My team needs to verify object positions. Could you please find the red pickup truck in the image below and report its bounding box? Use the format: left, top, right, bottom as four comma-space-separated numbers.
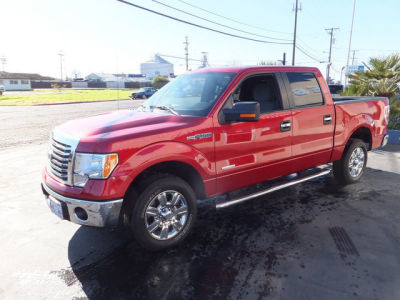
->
42, 66, 389, 250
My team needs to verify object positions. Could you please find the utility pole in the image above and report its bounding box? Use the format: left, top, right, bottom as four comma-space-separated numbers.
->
351, 50, 358, 65
184, 36, 189, 71
325, 27, 339, 84
201, 52, 209, 68
292, 0, 301, 66
0, 56, 7, 72
58, 52, 64, 81
345, 0, 357, 88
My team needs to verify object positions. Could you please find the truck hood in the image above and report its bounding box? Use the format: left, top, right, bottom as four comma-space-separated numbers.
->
54, 110, 200, 150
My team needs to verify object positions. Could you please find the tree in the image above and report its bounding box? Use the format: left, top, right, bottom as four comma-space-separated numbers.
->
151, 76, 169, 89
346, 54, 400, 98
257, 60, 277, 66
345, 54, 400, 129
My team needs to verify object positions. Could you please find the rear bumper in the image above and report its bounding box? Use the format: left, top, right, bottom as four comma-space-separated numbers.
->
42, 181, 123, 227
381, 134, 389, 148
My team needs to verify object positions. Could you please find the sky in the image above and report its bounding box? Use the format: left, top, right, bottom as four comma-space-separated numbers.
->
1, 0, 399, 82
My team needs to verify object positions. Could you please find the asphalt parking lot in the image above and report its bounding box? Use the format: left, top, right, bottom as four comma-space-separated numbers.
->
1, 100, 400, 299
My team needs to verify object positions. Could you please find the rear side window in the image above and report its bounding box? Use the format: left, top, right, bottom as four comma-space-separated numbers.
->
286, 72, 324, 107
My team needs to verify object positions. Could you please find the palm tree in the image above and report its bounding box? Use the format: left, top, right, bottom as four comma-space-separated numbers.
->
347, 54, 400, 99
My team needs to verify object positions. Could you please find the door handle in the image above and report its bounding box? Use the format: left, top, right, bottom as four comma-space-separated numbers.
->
323, 114, 332, 125
280, 120, 291, 132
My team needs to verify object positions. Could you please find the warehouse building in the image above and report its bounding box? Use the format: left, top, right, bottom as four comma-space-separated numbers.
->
140, 54, 174, 79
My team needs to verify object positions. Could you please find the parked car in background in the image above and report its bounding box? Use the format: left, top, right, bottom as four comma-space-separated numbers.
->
42, 66, 389, 251
328, 84, 344, 97
0, 85, 5, 95
130, 87, 157, 99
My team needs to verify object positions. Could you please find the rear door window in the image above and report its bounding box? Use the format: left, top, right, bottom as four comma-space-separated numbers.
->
286, 72, 324, 107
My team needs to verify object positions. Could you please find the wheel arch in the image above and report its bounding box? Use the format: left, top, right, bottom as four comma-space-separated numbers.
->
120, 160, 207, 225
346, 125, 373, 150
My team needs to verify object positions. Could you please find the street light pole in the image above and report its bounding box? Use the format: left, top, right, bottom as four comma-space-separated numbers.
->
345, 0, 356, 88
58, 52, 64, 81
340, 66, 346, 84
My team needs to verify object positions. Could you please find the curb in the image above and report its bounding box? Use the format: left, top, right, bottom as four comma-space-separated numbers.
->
388, 130, 400, 144
34, 98, 131, 106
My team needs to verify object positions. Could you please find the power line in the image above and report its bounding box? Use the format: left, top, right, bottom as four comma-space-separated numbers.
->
116, 0, 292, 45
152, 0, 291, 41
297, 38, 324, 58
158, 53, 202, 62
176, 0, 292, 35
296, 45, 325, 63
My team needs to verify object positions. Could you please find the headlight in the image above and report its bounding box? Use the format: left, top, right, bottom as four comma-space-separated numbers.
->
73, 153, 118, 187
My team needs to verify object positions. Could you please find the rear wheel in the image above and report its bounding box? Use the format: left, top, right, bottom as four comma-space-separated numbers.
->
130, 175, 197, 251
333, 139, 367, 184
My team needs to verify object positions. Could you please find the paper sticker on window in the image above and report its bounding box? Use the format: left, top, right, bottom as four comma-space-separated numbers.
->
293, 89, 309, 96
307, 86, 321, 93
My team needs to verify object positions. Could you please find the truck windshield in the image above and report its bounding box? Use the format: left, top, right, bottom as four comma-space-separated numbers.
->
139, 72, 236, 116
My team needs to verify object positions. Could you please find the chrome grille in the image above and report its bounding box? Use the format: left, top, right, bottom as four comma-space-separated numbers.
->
48, 138, 72, 185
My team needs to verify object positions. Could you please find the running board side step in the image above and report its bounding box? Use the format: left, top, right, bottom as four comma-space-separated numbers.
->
216, 167, 331, 209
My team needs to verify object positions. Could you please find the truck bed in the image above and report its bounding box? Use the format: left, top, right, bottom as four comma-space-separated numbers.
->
333, 96, 387, 105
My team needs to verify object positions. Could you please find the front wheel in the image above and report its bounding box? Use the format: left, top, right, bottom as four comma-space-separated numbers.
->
130, 175, 197, 251
333, 139, 367, 184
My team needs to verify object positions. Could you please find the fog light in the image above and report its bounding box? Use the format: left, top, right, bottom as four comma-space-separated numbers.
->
74, 207, 88, 221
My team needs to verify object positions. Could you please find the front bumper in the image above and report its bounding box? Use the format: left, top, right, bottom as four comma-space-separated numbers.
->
42, 182, 123, 227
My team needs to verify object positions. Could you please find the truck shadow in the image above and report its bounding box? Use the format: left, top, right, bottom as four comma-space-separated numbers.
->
64, 168, 399, 299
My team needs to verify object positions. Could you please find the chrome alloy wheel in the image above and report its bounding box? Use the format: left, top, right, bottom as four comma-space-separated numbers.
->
144, 190, 189, 240
348, 147, 365, 178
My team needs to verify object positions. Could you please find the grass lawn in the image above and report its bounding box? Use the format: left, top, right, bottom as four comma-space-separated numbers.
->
0, 89, 137, 106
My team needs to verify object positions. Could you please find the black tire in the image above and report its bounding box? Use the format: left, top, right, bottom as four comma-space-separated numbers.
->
130, 175, 197, 251
333, 138, 368, 185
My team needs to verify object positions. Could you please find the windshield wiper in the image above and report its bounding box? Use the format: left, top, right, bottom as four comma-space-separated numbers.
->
150, 105, 179, 116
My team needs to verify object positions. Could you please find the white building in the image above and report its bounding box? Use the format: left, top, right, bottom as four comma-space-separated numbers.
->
0, 72, 32, 91
85, 73, 149, 88
140, 55, 174, 79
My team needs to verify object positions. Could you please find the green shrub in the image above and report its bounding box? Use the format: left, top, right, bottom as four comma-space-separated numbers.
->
151, 76, 169, 89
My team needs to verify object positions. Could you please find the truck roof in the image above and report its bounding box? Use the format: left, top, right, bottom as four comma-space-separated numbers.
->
192, 65, 321, 75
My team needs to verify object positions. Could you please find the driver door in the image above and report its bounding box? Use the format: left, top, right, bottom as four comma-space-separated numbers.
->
213, 72, 293, 194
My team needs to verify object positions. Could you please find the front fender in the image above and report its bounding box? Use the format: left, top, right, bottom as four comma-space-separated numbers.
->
115, 141, 215, 195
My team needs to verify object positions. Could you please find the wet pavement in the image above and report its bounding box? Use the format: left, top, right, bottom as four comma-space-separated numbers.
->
0, 102, 400, 299
57, 167, 400, 299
